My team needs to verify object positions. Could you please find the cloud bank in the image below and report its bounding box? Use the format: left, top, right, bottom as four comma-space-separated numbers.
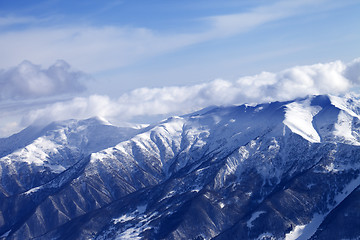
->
0, 60, 87, 100
18, 58, 360, 129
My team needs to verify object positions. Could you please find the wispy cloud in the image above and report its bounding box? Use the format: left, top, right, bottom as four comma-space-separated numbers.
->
203, 0, 321, 38
0, 0, 335, 72
0, 16, 39, 27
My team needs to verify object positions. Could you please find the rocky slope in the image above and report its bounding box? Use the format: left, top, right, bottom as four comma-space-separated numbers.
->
1, 94, 360, 239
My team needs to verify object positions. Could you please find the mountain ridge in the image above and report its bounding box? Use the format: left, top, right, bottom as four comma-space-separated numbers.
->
1, 94, 360, 239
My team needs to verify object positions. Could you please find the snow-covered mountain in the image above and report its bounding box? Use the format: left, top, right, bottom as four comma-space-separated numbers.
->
1, 94, 360, 239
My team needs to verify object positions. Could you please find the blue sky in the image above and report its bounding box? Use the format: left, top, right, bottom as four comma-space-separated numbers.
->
0, 0, 360, 136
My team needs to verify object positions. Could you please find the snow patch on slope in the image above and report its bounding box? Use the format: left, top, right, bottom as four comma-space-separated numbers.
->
256, 232, 276, 240
247, 211, 266, 228
333, 110, 360, 145
0, 136, 66, 173
285, 214, 324, 240
329, 95, 360, 119
285, 224, 306, 240
23, 186, 42, 195
103, 205, 160, 240
284, 99, 322, 143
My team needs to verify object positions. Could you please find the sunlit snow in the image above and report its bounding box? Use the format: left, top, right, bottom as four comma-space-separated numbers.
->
283, 99, 322, 143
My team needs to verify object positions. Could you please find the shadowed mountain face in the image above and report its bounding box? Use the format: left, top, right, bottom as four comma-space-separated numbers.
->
1, 94, 360, 240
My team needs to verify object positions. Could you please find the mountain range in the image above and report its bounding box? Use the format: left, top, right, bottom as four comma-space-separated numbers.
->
1, 94, 360, 239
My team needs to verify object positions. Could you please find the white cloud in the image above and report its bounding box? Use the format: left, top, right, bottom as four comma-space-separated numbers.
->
345, 58, 360, 83
204, 0, 321, 38
240, 60, 351, 101
0, 26, 199, 73
0, 60, 87, 100
4, 58, 355, 137
0, 0, 332, 73
0, 16, 39, 27
21, 95, 115, 127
